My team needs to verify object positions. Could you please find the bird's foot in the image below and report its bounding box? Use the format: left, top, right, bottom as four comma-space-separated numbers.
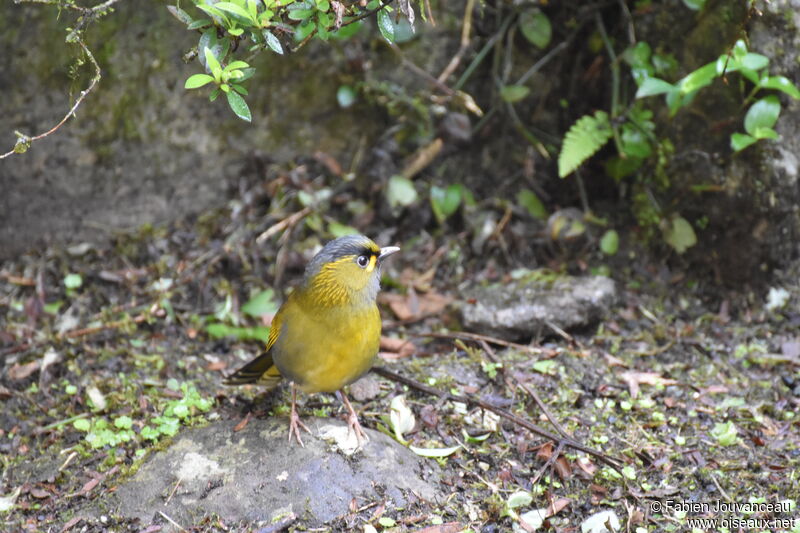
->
345, 410, 369, 445
288, 406, 311, 447
337, 390, 369, 446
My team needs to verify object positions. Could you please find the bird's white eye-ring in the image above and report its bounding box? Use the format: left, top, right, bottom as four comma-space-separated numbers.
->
356, 255, 370, 268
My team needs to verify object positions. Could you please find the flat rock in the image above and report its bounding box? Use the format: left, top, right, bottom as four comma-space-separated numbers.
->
459, 275, 618, 340
111, 418, 440, 527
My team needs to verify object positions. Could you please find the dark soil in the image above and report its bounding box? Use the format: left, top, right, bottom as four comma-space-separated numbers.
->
1, 160, 799, 532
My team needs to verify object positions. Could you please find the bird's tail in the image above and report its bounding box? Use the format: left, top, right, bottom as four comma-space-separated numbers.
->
223, 351, 283, 388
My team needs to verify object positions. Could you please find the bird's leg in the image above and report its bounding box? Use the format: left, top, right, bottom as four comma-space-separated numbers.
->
336, 390, 368, 444
288, 383, 311, 447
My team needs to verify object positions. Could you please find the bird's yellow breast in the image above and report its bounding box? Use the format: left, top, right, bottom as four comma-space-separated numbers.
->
270, 292, 381, 393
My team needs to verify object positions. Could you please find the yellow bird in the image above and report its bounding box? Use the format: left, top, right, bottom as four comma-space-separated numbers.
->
224, 234, 400, 446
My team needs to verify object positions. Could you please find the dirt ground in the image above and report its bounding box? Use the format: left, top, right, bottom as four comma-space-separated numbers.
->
1, 161, 799, 532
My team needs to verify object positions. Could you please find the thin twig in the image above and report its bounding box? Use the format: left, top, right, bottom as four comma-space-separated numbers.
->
411, 330, 542, 354
291, 0, 396, 53
437, 0, 475, 83
157, 511, 187, 532
530, 440, 566, 486
1, 38, 101, 159
454, 14, 514, 91
256, 207, 312, 244
257, 513, 298, 533
388, 43, 454, 96
479, 339, 572, 440
372, 366, 624, 471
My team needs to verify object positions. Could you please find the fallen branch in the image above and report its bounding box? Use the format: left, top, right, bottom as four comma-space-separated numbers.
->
411, 330, 542, 354
372, 366, 624, 471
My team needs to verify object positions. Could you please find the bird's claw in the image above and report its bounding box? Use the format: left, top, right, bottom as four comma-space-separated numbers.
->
288, 406, 311, 447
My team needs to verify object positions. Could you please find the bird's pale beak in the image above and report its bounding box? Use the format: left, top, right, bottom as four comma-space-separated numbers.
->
378, 246, 400, 261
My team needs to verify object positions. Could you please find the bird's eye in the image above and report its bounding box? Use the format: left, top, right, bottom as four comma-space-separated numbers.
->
356, 255, 370, 268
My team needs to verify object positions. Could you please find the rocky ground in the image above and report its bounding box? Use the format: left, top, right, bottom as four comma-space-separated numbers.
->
1, 162, 799, 532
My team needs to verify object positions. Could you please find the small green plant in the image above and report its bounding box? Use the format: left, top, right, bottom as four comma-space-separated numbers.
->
556, 35, 800, 255
185, 48, 254, 121
203, 289, 277, 342
170, 0, 417, 121
72, 382, 213, 449
632, 39, 800, 152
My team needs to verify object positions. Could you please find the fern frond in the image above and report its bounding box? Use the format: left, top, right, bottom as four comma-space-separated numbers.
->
558, 111, 613, 178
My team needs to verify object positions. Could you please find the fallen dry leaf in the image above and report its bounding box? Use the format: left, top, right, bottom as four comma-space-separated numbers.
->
576, 457, 598, 476
618, 370, 678, 398
380, 336, 416, 358
603, 353, 628, 368
8, 361, 39, 381
233, 412, 252, 432
547, 497, 571, 516
382, 291, 452, 321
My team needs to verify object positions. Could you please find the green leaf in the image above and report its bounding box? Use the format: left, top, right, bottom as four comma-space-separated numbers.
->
226, 90, 252, 122
288, 8, 315, 20
409, 444, 461, 457
744, 95, 780, 136
623, 41, 651, 69
378, 517, 396, 528
387, 175, 417, 208
332, 19, 363, 39
532, 359, 558, 375
600, 229, 619, 255
73, 418, 91, 431
167, 5, 193, 25
196, 3, 229, 25
185, 73, 215, 89
516, 189, 547, 219
232, 84, 248, 96
114, 415, 133, 429
263, 30, 284, 54
730, 132, 757, 152
500, 85, 530, 103
558, 111, 613, 177
620, 124, 652, 158
64, 273, 83, 289
316, 0, 330, 11
204, 46, 222, 78
377, 8, 395, 43
677, 62, 717, 94
741, 52, 768, 71
241, 289, 279, 317
187, 18, 212, 30
226, 60, 250, 71
506, 491, 533, 509
336, 85, 357, 108
759, 75, 800, 99
518, 8, 551, 49
205, 323, 270, 342
752, 127, 779, 140
710, 421, 738, 446
295, 20, 316, 40
328, 221, 359, 237
317, 21, 330, 41
635, 77, 675, 98
663, 215, 697, 254
214, 2, 255, 22
430, 184, 461, 223
681, 0, 706, 9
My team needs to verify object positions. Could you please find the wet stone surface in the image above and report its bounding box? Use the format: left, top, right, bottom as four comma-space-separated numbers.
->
110, 418, 441, 528
459, 275, 618, 341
